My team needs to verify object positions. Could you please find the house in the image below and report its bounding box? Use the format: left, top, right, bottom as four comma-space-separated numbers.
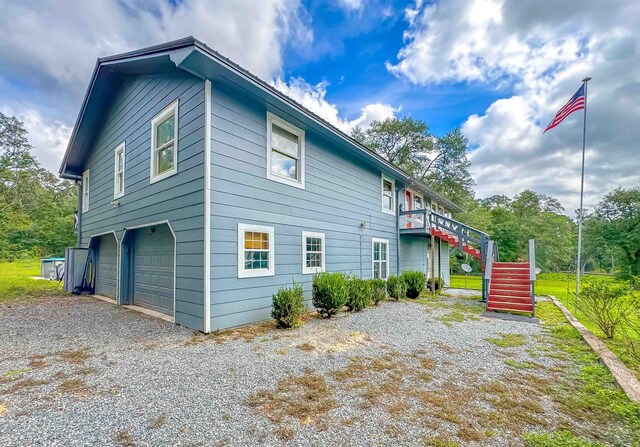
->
59, 37, 490, 333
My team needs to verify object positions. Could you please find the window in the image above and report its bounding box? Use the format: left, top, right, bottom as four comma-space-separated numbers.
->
266, 112, 305, 188
238, 223, 275, 278
414, 193, 424, 224
114, 143, 125, 198
381, 175, 395, 215
82, 169, 90, 213
372, 238, 389, 280
150, 100, 178, 183
302, 231, 325, 274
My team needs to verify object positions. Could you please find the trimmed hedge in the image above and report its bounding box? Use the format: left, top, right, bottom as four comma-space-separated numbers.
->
347, 277, 371, 312
312, 272, 349, 317
386, 274, 407, 301
271, 282, 307, 329
402, 270, 426, 298
369, 278, 387, 305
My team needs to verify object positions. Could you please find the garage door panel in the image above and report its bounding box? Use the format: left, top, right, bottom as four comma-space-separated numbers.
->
95, 234, 117, 299
132, 225, 174, 315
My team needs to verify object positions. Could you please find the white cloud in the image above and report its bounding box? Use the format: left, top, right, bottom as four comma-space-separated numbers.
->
273, 77, 398, 133
336, 0, 365, 12
0, 0, 312, 172
388, 0, 640, 213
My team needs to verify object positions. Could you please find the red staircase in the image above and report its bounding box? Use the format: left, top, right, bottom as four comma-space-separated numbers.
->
486, 262, 534, 314
430, 228, 482, 261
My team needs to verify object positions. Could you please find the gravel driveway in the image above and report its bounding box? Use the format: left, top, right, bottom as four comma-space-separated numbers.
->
0, 291, 626, 446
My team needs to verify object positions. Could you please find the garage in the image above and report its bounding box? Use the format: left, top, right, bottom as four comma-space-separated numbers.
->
130, 224, 175, 316
94, 234, 117, 299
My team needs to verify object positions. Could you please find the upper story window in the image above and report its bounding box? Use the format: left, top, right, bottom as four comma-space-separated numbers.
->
114, 143, 125, 198
238, 223, 275, 278
372, 238, 389, 280
82, 169, 90, 213
302, 231, 325, 274
150, 100, 178, 184
381, 175, 395, 215
266, 112, 305, 189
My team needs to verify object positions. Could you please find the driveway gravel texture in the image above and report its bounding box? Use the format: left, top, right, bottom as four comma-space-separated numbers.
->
0, 290, 636, 446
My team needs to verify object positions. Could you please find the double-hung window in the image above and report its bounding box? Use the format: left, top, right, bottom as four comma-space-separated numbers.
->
82, 169, 90, 213
150, 100, 178, 183
372, 238, 389, 280
114, 143, 125, 198
302, 231, 325, 274
266, 112, 305, 188
381, 175, 395, 215
238, 223, 275, 278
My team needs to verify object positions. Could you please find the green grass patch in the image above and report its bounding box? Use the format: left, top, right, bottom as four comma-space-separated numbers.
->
0, 259, 63, 302
536, 301, 640, 442
485, 333, 526, 348
522, 430, 605, 447
504, 359, 538, 369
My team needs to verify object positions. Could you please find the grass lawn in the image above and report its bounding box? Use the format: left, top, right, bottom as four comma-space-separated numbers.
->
0, 259, 63, 302
451, 273, 640, 379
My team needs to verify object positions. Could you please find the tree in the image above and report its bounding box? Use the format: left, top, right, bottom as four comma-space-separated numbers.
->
590, 188, 640, 281
352, 118, 474, 204
0, 112, 76, 260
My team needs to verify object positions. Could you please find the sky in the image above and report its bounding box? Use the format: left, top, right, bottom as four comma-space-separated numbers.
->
1, 0, 639, 215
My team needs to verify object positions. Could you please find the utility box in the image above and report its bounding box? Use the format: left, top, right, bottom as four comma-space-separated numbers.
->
64, 248, 89, 292
40, 258, 65, 280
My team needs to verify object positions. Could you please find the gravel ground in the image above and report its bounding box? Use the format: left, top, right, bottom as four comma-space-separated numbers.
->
0, 291, 567, 446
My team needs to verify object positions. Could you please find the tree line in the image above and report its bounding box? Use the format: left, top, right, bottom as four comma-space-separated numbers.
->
1, 112, 637, 283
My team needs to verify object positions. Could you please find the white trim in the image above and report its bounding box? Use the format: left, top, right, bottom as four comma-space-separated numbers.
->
237, 223, 275, 278
88, 230, 119, 303
82, 169, 90, 213
203, 80, 212, 333
113, 142, 125, 199
381, 174, 395, 215
302, 231, 325, 275
266, 111, 305, 189
372, 237, 390, 280
150, 99, 179, 184
121, 220, 177, 323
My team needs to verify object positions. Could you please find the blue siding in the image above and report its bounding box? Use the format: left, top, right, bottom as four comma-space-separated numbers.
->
79, 71, 206, 330
209, 85, 398, 330
399, 235, 428, 274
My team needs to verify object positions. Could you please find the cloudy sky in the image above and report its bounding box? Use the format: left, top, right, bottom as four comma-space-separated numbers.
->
1, 0, 639, 214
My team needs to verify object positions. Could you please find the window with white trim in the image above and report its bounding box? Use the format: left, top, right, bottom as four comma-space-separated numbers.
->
82, 169, 90, 213
150, 100, 178, 183
302, 231, 325, 274
381, 175, 395, 215
414, 192, 424, 224
372, 238, 389, 280
114, 143, 125, 198
266, 112, 305, 188
238, 223, 275, 278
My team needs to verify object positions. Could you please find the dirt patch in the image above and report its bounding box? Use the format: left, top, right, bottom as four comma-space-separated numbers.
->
58, 378, 90, 395
58, 348, 91, 364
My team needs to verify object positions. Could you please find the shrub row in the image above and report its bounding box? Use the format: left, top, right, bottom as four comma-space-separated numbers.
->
272, 270, 436, 327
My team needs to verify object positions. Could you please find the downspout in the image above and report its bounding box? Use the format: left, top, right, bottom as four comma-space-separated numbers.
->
76, 180, 82, 247
396, 187, 401, 275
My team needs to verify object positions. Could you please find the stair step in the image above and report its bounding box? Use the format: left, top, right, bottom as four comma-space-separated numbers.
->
491, 273, 530, 280
494, 262, 530, 267
487, 299, 534, 309
488, 296, 533, 305
491, 283, 530, 289
489, 293, 532, 301
489, 289, 531, 298
486, 305, 534, 314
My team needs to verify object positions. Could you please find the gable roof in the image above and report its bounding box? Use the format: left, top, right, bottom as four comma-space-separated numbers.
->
59, 36, 462, 213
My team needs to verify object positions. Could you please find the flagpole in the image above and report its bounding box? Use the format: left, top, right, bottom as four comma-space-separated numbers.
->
575, 76, 591, 315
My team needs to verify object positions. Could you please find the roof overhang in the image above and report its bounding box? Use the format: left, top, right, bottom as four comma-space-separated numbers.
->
59, 37, 462, 213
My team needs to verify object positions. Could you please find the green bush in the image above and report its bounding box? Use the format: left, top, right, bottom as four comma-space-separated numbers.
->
346, 277, 371, 312
426, 277, 442, 292
271, 282, 307, 329
312, 272, 349, 317
402, 270, 426, 298
579, 278, 633, 339
386, 274, 406, 301
369, 278, 387, 305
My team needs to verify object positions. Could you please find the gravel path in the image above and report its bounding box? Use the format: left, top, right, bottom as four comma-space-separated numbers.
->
0, 292, 566, 446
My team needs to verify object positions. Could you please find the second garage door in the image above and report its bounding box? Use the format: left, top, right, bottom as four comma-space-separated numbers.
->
95, 234, 117, 299
132, 224, 174, 315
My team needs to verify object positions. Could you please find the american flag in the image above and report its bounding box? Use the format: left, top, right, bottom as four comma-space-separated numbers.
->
543, 84, 585, 133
